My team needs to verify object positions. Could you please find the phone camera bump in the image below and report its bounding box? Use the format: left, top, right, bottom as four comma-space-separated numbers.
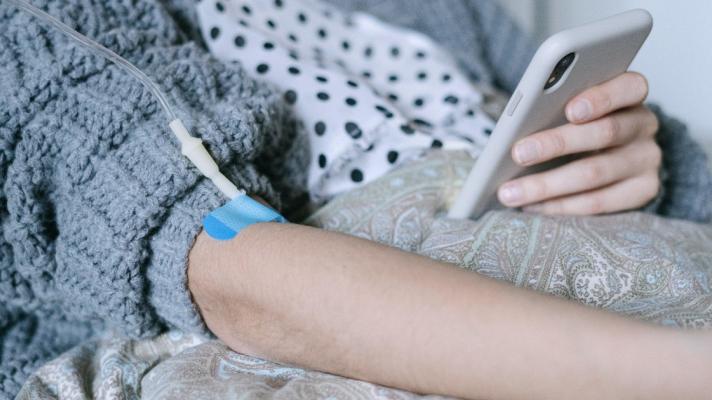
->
544, 52, 576, 90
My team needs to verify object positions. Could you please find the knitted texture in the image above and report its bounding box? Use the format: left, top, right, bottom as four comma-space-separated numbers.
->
1, 0, 711, 398
0, 0, 308, 396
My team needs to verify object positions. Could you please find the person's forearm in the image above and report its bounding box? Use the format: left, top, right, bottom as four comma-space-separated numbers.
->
188, 223, 711, 400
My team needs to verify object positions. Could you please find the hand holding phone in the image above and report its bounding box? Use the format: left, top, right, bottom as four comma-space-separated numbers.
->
499, 71, 661, 215
448, 9, 657, 219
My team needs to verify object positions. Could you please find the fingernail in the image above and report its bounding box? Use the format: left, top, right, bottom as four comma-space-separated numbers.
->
499, 183, 523, 205
513, 141, 539, 165
568, 99, 592, 122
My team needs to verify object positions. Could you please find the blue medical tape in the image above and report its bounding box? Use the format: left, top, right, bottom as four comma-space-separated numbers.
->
203, 195, 286, 240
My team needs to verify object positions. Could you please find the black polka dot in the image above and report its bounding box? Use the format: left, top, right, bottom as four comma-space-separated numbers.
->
400, 124, 415, 135
365, 144, 375, 152
317, 92, 330, 101
215, 2, 225, 12
417, 71, 428, 80
209, 26, 220, 40
361, 71, 372, 79
316, 75, 328, 83
375, 105, 394, 118
288, 66, 301, 75
390, 47, 400, 57
415, 51, 427, 59
388, 74, 399, 83
242, 5, 251, 14
238, 19, 249, 27
466, 109, 475, 117
345, 122, 362, 139
341, 40, 350, 51
283, 90, 298, 105
317, 28, 328, 39
298, 12, 308, 23
388, 93, 399, 102
274, 0, 283, 7
364, 47, 373, 58
444, 95, 459, 104
413, 98, 425, 107
234, 35, 246, 47
263, 41, 275, 50
387, 150, 399, 164
345, 97, 357, 106
266, 19, 277, 29
256, 63, 269, 74
318, 154, 327, 168
288, 50, 299, 60
412, 118, 433, 128
431, 139, 443, 148
315, 121, 326, 136
288, 33, 298, 42
442, 73, 452, 82
484, 128, 493, 136
346, 80, 359, 88
350, 169, 364, 182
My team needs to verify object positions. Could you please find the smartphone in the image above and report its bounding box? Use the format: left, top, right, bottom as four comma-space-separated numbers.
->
448, 9, 653, 219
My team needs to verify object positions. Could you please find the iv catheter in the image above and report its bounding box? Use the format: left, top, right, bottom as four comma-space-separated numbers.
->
6, 0, 242, 199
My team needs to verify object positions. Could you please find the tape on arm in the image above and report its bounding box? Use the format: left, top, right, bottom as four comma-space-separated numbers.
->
203, 195, 286, 240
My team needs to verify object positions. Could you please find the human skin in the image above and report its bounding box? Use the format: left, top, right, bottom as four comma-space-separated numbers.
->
188, 223, 712, 400
499, 72, 661, 215
187, 73, 707, 398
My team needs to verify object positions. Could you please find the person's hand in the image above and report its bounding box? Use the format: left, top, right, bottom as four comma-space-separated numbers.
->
497, 72, 661, 215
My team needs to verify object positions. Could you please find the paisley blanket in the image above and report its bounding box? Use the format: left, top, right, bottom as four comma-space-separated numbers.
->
18, 151, 712, 399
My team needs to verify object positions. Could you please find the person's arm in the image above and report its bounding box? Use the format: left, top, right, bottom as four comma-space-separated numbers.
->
188, 222, 712, 400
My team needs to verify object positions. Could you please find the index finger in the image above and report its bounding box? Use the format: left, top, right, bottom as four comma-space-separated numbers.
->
565, 72, 649, 124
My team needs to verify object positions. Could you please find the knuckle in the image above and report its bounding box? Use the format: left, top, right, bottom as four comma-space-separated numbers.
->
590, 88, 612, 113
528, 176, 550, 201
583, 160, 606, 185
634, 173, 661, 206
598, 117, 620, 147
630, 72, 650, 100
546, 131, 568, 156
586, 194, 606, 215
646, 174, 661, 200
646, 110, 660, 137
645, 141, 663, 169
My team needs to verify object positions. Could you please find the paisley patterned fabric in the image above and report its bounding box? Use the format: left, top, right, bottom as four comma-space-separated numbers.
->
308, 151, 712, 327
18, 151, 712, 399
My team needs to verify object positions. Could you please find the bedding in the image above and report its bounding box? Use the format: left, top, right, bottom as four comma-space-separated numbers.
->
18, 151, 712, 399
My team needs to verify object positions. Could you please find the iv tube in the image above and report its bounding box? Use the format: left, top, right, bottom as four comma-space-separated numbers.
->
7, 0, 243, 198
6, 0, 178, 121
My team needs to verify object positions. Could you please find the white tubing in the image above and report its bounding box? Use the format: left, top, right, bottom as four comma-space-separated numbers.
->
10, 0, 243, 200
170, 119, 243, 199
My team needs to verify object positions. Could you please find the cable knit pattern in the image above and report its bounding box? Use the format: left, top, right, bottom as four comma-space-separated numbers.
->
0, 0, 710, 398
0, 0, 308, 396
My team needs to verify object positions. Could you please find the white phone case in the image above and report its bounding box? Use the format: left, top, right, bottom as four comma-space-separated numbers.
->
448, 9, 653, 219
